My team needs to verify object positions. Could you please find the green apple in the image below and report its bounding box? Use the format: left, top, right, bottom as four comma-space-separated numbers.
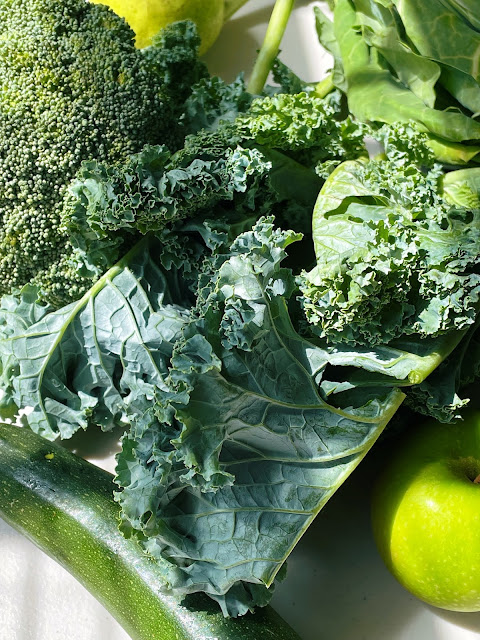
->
92, 0, 224, 54
371, 410, 480, 611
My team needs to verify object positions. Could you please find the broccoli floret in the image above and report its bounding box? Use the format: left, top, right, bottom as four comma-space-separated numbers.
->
0, 0, 207, 307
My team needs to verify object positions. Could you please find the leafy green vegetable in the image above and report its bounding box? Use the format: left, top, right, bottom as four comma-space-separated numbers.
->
299, 153, 480, 347
62, 143, 272, 277
313, 7, 347, 93
114, 218, 407, 617
181, 74, 253, 136
237, 91, 367, 168
0, 217, 406, 616
404, 317, 480, 423
442, 168, 480, 208
316, 0, 480, 165
0, 233, 195, 439
60, 87, 366, 271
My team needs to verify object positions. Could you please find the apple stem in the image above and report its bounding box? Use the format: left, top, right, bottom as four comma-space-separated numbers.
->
474, 474, 480, 484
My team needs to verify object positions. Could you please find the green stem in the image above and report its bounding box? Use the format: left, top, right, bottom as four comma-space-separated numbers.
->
313, 73, 334, 98
247, 0, 296, 95
224, 0, 252, 21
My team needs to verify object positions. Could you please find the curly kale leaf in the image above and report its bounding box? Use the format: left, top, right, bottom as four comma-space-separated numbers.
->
62, 143, 272, 277
375, 122, 437, 168
236, 91, 367, 168
271, 59, 320, 95
115, 218, 405, 617
299, 157, 480, 347
62, 87, 345, 270
181, 74, 253, 135
0, 231, 202, 440
60, 87, 373, 280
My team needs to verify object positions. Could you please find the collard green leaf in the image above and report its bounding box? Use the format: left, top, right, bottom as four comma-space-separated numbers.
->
444, 0, 480, 32
392, 0, 480, 82
355, 0, 441, 108
115, 218, 405, 617
426, 135, 480, 166
322, 0, 480, 165
314, 6, 347, 92
440, 66, 480, 114
333, 0, 480, 142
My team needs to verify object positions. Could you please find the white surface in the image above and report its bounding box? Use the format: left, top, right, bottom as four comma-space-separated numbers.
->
2, 2, 480, 639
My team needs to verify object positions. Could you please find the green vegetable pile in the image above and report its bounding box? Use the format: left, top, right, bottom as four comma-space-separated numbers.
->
1, 0, 480, 636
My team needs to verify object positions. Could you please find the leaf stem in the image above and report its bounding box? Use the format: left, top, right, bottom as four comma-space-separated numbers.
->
224, 0, 252, 21
313, 73, 334, 98
247, 0, 296, 95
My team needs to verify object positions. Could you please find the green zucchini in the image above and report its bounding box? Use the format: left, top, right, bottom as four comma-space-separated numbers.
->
0, 423, 301, 640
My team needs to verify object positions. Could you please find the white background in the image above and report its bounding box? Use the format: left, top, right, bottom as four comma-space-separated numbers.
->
2, 1, 480, 638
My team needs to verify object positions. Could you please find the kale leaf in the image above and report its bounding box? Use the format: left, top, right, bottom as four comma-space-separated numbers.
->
114, 218, 406, 616
299, 155, 480, 347
0, 232, 197, 439
0, 217, 406, 615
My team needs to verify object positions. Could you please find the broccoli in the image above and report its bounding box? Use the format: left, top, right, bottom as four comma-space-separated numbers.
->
0, 0, 207, 307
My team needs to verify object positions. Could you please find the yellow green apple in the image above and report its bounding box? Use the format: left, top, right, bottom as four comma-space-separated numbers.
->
92, 0, 224, 54
371, 410, 480, 611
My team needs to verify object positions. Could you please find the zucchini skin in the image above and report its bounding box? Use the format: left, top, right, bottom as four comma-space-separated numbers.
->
0, 424, 301, 640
